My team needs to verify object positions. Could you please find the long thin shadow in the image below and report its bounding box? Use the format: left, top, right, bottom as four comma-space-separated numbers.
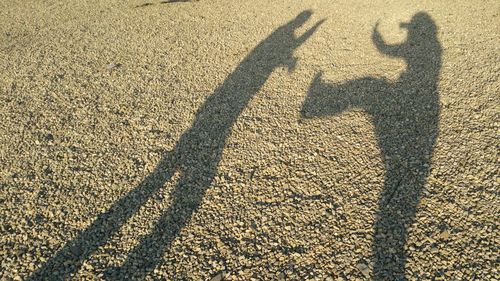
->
134, 2, 154, 8
160, 0, 194, 4
28, 11, 324, 280
301, 12, 441, 280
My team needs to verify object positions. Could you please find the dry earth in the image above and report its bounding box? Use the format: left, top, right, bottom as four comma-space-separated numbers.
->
0, 0, 498, 280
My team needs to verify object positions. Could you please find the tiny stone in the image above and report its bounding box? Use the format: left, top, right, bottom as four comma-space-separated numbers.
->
106, 63, 122, 71
356, 263, 370, 278
439, 230, 450, 240
210, 272, 224, 281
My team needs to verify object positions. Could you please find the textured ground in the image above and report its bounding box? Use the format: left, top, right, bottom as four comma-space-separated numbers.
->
0, 0, 498, 280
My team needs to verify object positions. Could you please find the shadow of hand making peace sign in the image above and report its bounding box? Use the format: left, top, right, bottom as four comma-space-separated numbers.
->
301, 12, 441, 280
29, 10, 324, 281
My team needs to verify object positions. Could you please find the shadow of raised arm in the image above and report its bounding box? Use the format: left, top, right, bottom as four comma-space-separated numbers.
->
284, 19, 326, 73
297, 19, 326, 45
372, 22, 404, 58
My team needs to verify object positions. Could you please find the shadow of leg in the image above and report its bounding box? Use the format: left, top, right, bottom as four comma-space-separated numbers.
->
27, 153, 177, 281
107, 166, 214, 280
372, 162, 426, 281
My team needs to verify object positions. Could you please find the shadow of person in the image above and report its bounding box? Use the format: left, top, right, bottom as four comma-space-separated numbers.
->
300, 12, 441, 280
28, 11, 324, 281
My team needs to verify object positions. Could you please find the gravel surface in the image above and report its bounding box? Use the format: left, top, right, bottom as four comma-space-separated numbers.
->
1, 0, 498, 280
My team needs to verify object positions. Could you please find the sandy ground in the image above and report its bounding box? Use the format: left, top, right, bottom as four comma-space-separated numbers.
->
1, 0, 498, 280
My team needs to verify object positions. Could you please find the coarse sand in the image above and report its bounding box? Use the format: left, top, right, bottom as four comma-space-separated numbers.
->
1, 0, 498, 280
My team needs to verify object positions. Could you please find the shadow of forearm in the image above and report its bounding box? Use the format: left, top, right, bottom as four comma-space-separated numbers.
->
301, 72, 352, 118
372, 24, 403, 58
296, 19, 326, 45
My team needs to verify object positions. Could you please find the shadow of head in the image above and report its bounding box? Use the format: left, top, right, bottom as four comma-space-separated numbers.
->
400, 12, 437, 38
380, 11, 441, 63
400, 12, 439, 56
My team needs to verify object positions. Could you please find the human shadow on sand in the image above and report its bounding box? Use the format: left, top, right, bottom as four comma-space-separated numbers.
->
300, 12, 441, 280
28, 10, 324, 280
